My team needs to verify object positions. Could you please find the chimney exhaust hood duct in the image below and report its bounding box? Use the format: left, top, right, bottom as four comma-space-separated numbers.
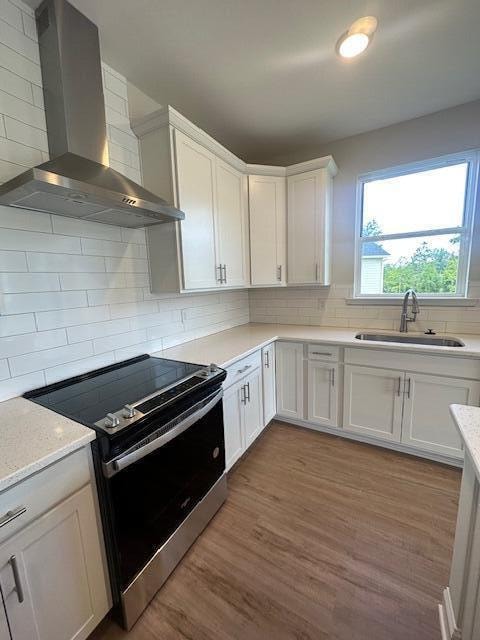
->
0, 0, 184, 228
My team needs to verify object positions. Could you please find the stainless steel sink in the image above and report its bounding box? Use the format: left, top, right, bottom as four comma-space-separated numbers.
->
355, 333, 465, 347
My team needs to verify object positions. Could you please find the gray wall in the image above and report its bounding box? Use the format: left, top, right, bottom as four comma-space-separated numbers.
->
271, 99, 480, 288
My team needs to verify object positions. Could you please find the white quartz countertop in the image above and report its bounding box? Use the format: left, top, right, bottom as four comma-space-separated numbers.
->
160, 323, 480, 368
0, 397, 95, 493
451, 404, 480, 478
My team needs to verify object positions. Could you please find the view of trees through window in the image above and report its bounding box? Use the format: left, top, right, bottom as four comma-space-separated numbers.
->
363, 219, 460, 294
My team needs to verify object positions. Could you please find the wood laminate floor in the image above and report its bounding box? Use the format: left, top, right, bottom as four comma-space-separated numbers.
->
90, 422, 461, 640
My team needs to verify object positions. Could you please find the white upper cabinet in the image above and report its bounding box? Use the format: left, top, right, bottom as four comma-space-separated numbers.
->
215, 160, 249, 288
175, 131, 218, 290
287, 159, 337, 286
134, 107, 249, 293
248, 173, 286, 286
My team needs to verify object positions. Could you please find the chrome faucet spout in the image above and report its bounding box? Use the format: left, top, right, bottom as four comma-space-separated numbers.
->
399, 289, 420, 332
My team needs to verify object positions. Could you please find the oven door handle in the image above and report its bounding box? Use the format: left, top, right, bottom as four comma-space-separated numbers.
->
103, 389, 223, 478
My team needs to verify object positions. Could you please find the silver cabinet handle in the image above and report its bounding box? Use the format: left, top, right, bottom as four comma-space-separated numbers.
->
237, 364, 251, 374
277, 265, 282, 281
406, 378, 412, 399
222, 264, 227, 284
0, 506, 26, 529
315, 263, 319, 281
264, 351, 269, 368
397, 377, 402, 397
245, 381, 250, 402
331, 368, 335, 387
216, 264, 223, 283
310, 351, 332, 357
9, 556, 24, 603
240, 384, 246, 405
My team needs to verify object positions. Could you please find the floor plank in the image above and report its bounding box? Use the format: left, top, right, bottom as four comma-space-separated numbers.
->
90, 422, 461, 640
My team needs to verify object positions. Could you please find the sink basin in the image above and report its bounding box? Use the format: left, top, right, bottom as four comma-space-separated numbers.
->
355, 333, 465, 347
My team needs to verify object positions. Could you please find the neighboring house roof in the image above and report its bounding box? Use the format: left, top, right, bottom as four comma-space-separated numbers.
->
362, 242, 390, 257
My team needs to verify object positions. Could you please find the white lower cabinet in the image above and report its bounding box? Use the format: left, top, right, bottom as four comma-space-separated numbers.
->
401, 373, 480, 458
0, 483, 109, 640
262, 343, 276, 425
276, 342, 304, 420
343, 365, 404, 442
223, 362, 264, 471
307, 361, 339, 428
0, 597, 9, 640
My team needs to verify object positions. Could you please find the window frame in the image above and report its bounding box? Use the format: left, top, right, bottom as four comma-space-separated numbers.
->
353, 150, 479, 300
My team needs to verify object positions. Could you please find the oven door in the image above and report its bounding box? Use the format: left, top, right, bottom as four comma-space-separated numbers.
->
103, 387, 226, 593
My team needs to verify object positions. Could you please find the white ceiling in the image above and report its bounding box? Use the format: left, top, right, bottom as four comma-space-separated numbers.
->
35, 0, 480, 163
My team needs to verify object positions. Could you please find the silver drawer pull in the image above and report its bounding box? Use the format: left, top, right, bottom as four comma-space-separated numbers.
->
237, 364, 252, 374
0, 506, 26, 529
10, 555, 24, 603
310, 351, 332, 357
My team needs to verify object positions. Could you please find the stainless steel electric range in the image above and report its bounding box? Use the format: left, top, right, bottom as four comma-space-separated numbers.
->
25, 354, 227, 630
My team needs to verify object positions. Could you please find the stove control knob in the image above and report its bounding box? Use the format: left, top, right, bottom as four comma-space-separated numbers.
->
104, 413, 120, 428
123, 404, 137, 419
209, 363, 217, 373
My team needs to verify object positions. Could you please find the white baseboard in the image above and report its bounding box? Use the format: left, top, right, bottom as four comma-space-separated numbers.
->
438, 588, 460, 639
274, 415, 463, 468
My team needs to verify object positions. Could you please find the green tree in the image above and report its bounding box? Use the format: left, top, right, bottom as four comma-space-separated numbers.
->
363, 218, 382, 237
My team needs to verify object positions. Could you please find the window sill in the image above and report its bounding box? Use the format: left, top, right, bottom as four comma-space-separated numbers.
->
346, 297, 478, 307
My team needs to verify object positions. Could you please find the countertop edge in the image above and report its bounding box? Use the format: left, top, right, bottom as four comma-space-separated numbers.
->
450, 404, 480, 479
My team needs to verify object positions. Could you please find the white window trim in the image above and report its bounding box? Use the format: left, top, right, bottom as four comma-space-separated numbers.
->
353, 150, 479, 300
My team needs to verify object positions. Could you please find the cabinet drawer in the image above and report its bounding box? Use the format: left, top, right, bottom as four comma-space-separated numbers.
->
223, 350, 262, 389
0, 447, 90, 544
345, 347, 480, 379
307, 344, 339, 362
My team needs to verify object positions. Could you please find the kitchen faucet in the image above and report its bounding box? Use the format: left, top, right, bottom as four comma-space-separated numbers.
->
399, 289, 420, 332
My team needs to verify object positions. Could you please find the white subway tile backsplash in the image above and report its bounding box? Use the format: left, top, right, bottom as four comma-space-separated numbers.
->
66, 318, 131, 344
129, 310, 181, 330
4, 116, 48, 151
0, 328, 66, 358
30, 82, 43, 108
35, 306, 110, 331
0, 250, 27, 271
93, 329, 147, 355
87, 288, 143, 307
81, 237, 145, 258
60, 272, 126, 291
44, 352, 116, 385
109, 300, 159, 319
0, 16, 39, 62
0, 205, 51, 231
0, 272, 60, 293
27, 252, 105, 272
0, 41, 41, 85
0, 228, 80, 253
0, 88, 45, 129
0, 65, 34, 102
3, 290, 87, 314
21, 11, 37, 41
52, 216, 122, 241
0, 137, 43, 169
0, 0, 22, 30
0, 370, 45, 402
146, 321, 185, 341
120, 228, 146, 244
105, 257, 148, 273
9, 341, 94, 376
0, 158, 26, 182
103, 70, 128, 99
0, 313, 35, 337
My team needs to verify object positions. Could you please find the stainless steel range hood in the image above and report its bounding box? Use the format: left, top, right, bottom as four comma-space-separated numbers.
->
0, 0, 184, 228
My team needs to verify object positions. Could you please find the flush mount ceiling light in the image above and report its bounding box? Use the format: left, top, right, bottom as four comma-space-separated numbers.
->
336, 16, 378, 59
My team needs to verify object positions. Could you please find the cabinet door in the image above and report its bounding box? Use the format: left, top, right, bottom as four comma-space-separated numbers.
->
276, 342, 304, 420
401, 374, 480, 458
174, 130, 219, 290
343, 365, 403, 442
307, 361, 339, 428
287, 169, 331, 285
262, 343, 276, 425
223, 383, 245, 471
215, 160, 248, 288
249, 175, 286, 286
243, 368, 264, 448
0, 593, 10, 640
0, 484, 109, 640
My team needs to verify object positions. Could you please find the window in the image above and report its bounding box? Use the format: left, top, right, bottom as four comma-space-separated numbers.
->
355, 152, 478, 298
